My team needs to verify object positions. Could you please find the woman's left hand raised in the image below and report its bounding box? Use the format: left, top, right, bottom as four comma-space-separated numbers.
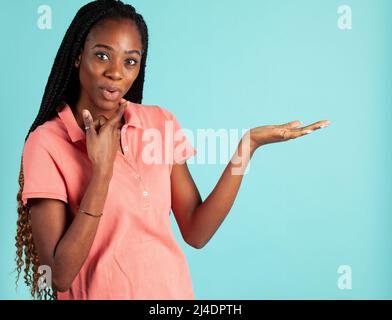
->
247, 119, 331, 151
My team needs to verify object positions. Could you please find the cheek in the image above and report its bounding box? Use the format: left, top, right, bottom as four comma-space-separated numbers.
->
125, 66, 141, 86
79, 60, 102, 90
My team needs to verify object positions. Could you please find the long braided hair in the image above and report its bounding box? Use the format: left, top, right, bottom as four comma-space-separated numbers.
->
15, 0, 149, 300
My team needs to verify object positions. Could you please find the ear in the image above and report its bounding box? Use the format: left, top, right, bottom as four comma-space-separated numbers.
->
75, 55, 81, 68
74, 48, 83, 68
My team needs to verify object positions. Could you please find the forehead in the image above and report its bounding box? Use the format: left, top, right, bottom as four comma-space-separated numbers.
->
85, 18, 142, 50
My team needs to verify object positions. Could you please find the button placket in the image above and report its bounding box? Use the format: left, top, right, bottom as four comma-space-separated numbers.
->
141, 181, 150, 209
121, 127, 150, 209
133, 173, 150, 209
119, 127, 139, 173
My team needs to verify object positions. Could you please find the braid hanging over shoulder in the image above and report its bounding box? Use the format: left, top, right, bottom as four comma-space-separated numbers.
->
15, 0, 149, 300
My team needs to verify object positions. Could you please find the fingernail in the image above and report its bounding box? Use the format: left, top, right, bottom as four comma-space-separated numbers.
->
304, 130, 312, 134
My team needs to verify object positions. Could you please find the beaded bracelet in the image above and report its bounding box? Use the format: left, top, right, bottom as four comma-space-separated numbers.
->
77, 207, 103, 218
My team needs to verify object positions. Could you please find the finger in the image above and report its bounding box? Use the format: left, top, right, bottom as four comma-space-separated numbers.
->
294, 120, 331, 131
278, 128, 310, 140
107, 101, 127, 128
276, 120, 302, 129
90, 116, 108, 133
97, 115, 108, 127
82, 109, 97, 136
92, 118, 100, 131
287, 124, 328, 139
278, 120, 331, 141
277, 128, 293, 140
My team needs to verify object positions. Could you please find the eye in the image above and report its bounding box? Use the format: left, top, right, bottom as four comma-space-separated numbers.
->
95, 52, 109, 61
125, 58, 138, 66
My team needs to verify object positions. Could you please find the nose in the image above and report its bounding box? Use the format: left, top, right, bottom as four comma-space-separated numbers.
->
104, 58, 123, 81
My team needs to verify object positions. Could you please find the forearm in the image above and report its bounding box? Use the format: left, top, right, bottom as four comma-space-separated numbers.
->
187, 136, 256, 248
51, 169, 111, 291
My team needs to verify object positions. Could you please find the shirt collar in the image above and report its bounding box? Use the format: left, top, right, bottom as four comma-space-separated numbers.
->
57, 102, 144, 143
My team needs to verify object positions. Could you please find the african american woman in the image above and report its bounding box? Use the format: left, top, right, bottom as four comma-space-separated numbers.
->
15, 0, 330, 300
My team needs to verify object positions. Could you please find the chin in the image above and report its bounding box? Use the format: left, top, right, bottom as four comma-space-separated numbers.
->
96, 98, 120, 110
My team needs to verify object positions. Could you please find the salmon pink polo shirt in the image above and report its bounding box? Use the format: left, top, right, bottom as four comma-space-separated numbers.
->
21, 101, 197, 300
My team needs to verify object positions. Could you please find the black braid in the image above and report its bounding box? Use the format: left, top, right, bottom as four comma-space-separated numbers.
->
25, 0, 149, 143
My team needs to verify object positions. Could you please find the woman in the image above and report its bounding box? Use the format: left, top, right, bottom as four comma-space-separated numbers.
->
15, 0, 330, 300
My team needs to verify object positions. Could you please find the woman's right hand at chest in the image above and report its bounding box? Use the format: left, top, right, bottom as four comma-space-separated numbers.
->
82, 99, 127, 177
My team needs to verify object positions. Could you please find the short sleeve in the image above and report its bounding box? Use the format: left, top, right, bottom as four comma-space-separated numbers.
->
159, 107, 197, 173
21, 129, 68, 206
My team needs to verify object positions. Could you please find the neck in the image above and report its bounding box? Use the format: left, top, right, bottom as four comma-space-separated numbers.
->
72, 93, 125, 131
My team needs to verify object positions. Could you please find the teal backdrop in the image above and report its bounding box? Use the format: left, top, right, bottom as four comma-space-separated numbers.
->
1, 0, 391, 299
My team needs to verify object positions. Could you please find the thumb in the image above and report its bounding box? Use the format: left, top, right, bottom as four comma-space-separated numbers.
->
82, 109, 97, 136
277, 120, 302, 129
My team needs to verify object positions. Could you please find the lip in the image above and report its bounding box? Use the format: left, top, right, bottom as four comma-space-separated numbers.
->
100, 85, 121, 92
99, 86, 122, 101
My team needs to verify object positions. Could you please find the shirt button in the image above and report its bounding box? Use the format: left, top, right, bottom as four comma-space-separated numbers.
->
143, 191, 149, 197
143, 203, 150, 208
123, 146, 128, 152
134, 174, 141, 179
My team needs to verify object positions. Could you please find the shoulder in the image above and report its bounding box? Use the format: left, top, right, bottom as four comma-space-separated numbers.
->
26, 115, 65, 143
23, 119, 63, 159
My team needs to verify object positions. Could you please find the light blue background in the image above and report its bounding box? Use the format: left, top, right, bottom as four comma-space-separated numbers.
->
1, 0, 391, 299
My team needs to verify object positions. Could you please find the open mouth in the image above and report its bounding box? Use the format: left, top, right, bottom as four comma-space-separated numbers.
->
100, 87, 121, 101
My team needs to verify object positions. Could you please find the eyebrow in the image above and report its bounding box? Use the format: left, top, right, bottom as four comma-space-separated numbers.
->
92, 44, 142, 56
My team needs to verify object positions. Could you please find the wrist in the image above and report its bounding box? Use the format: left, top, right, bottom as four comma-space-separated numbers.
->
242, 131, 257, 153
239, 135, 257, 158
91, 166, 113, 182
